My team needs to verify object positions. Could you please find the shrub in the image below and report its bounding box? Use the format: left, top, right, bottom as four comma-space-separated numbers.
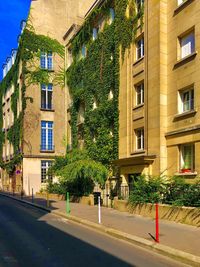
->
49, 149, 108, 196
129, 176, 167, 204
129, 175, 200, 207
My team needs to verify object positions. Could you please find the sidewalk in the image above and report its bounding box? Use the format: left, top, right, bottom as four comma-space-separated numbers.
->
1, 192, 200, 263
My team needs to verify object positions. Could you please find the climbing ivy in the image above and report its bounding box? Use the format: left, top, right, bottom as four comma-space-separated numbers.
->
67, 0, 143, 167
0, 25, 64, 174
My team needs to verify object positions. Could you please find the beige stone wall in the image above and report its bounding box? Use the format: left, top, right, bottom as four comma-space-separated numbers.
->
113, 199, 200, 227
118, 0, 200, 183
23, 54, 66, 157
20, 0, 96, 194
30, 0, 95, 44
166, 0, 200, 179
118, 0, 168, 179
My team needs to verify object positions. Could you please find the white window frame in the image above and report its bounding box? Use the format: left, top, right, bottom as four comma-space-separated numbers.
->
67, 48, 73, 68
108, 90, 113, 100
109, 8, 115, 24
136, 37, 144, 60
178, 88, 194, 113
81, 45, 87, 58
40, 51, 53, 70
180, 144, 194, 172
93, 28, 98, 40
41, 160, 53, 184
177, 0, 186, 6
179, 31, 195, 59
135, 128, 144, 151
41, 121, 54, 151
135, 82, 144, 106
41, 84, 53, 110
136, 0, 144, 13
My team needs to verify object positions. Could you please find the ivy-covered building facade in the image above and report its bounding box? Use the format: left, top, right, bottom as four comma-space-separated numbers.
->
0, 0, 94, 194
65, 0, 200, 199
1, 0, 200, 197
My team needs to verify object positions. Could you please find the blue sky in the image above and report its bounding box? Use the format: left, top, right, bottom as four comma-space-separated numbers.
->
0, 0, 31, 81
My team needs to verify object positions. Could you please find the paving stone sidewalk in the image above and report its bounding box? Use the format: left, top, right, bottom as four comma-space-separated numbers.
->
2, 192, 200, 257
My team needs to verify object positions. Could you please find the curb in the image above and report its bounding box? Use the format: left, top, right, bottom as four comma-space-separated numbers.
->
1, 193, 200, 266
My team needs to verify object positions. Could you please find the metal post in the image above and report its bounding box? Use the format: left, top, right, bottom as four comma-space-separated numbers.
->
98, 196, 101, 224
32, 188, 34, 203
155, 203, 159, 243
46, 192, 49, 208
66, 192, 70, 214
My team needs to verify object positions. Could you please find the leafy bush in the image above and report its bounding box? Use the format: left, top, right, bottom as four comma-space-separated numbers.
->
46, 182, 65, 195
129, 176, 200, 207
129, 176, 167, 204
49, 149, 108, 196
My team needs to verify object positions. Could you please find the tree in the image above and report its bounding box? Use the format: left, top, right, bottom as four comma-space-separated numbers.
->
50, 149, 108, 196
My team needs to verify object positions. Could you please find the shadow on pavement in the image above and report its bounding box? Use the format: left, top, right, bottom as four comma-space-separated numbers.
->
0, 194, 135, 267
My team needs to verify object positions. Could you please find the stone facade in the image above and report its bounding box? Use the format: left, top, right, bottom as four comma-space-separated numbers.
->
0, 0, 95, 195
117, 0, 200, 190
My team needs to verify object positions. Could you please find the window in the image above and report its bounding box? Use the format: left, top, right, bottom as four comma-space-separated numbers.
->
177, 0, 186, 6
93, 18, 104, 40
40, 51, 53, 70
135, 128, 144, 151
180, 31, 195, 59
109, 8, 115, 24
179, 88, 194, 113
135, 82, 144, 106
7, 109, 10, 128
81, 45, 87, 58
136, 0, 144, 13
41, 161, 53, 183
108, 90, 113, 100
93, 28, 98, 40
67, 48, 73, 67
136, 37, 144, 60
41, 121, 54, 151
180, 144, 194, 172
93, 97, 98, 110
41, 84, 53, 110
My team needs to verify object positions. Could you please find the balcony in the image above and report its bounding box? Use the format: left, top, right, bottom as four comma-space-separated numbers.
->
40, 145, 55, 153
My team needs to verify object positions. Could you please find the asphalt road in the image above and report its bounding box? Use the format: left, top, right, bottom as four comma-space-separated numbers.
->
0, 195, 189, 267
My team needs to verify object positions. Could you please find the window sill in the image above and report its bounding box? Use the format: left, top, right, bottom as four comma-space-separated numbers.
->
133, 103, 144, 110
131, 150, 146, 156
174, 171, 197, 177
40, 108, 55, 112
133, 56, 144, 66
40, 68, 54, 72
173, 110, 196, 120
174, 0, 195, 16
174, 52, 197, 69
40, 150, 55, 153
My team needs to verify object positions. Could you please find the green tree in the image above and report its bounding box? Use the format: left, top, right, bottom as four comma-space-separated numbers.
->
50, 149, 108, 196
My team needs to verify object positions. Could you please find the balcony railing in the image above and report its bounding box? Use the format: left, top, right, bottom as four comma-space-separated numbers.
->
117, 184, 133, 200
40, 145, 55, 152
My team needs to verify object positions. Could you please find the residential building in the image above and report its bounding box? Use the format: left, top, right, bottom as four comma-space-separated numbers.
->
116, 0, 200, 198
1, 0, 200, 199
65, 0, 200, 201
0, 0, 94, 194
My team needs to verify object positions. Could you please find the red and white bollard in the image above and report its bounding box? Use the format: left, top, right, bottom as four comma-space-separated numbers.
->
98, 196, 101, 224
155, 203, 159, 243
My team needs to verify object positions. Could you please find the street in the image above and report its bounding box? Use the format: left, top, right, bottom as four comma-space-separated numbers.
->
0, 195, 189, 267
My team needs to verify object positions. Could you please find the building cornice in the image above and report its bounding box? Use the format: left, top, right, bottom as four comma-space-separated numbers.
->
165, 124, 200, 137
